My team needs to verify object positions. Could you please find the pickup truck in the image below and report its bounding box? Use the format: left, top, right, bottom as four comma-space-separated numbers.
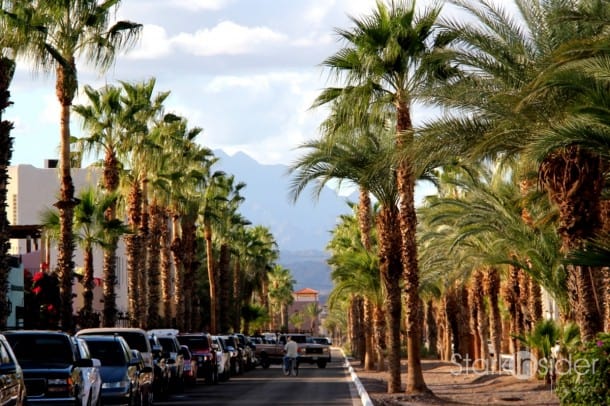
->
254, 333, 331, 369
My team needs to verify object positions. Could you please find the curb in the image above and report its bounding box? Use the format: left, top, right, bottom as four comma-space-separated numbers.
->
341, 349, 374, 406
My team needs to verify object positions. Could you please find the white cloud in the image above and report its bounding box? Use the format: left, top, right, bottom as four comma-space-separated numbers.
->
171, 21, 287, 56
124, 24, 172, 60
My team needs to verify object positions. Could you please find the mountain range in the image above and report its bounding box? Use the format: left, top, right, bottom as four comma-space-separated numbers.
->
213, 150, 356, 296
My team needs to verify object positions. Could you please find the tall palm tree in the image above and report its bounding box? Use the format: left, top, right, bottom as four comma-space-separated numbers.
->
315, 0, 451, 393
118, 79, 168, 327
72, 84, 129, 326
290, 94, 413, 388
6, 0, 141, 330
0, 53, 15, 328
200, 168, 227, 333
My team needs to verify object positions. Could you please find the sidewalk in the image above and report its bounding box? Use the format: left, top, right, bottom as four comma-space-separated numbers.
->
341, 350, 374, 406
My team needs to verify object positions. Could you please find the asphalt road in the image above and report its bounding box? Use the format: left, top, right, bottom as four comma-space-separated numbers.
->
156, 348, 361, 405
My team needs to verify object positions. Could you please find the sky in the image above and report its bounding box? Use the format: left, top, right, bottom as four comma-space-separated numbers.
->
8, 0, 382, 170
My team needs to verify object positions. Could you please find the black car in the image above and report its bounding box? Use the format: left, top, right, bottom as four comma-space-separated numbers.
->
147, 331, 184, 392
4, 330, 100, 406
0, 333, 26, 405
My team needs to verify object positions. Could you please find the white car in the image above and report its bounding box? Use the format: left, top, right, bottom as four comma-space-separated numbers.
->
211, 335, 231, 381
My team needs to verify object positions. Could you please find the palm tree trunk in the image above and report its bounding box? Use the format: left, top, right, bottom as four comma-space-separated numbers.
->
363, 298, 375, 370
56, 62, 78, 332
0, 56, 15, 330
101, 247, 118, 327
485, 267, 502, 372
540, 146, 603, 341
395, 102, 428, 394
126, 182, 142, 327
205, 223, 217, 332
233, 261, 243, 332
138, 178, 150, 328
102, 150, 120, 327
171, 216, 184, 330
219, 243, 231, 332
473, 270, 489, 368
81, 247, 95, 316
373, 303, 386, 371
376, 205, 403, 393
147, 201, 162, 329
182, 218, 196, 332
425, 300, 437, 358
160, 209, 172, 326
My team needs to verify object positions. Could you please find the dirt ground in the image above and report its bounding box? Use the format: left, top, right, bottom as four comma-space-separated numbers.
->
351, 359, 560, 406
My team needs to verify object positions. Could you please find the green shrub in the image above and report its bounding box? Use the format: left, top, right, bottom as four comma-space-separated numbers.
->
555, 332, 610, 405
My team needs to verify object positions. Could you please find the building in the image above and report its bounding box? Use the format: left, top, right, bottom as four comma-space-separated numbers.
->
287, 288, 321, 334
7, 163, 129, 320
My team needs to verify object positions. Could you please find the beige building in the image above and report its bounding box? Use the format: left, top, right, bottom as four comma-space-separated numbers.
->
287, 288, 322, 334
7, 162, 129, 318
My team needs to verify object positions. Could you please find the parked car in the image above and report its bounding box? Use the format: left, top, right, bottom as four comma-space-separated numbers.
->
217, 335, 243, 376
130, 349, 154, 405
147, 329, 184, 390
311, 336, 332, 346
179, 345, 198, 386
234, 333, 257, 370
76, 327, 162, 400
73, 337, 103, 406
211, 335, 231, 381
0, 333, 27, 405
176, 333, 217, 384
4, 330, 101, 405
79, 334, 152, 405
148, 334, 170, 399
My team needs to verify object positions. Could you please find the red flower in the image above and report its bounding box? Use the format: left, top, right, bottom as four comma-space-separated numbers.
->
46, 304, 55, 312
32, 286, 42, 295
32, 272, 45, 282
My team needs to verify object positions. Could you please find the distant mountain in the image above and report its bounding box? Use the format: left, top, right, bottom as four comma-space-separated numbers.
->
213, 150, 355, 295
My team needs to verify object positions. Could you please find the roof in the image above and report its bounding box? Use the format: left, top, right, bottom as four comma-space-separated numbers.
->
294, 288, 319, 295
8, 225, 42, 239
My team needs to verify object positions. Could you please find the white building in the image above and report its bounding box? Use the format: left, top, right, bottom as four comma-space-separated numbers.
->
7, 162, 129, 318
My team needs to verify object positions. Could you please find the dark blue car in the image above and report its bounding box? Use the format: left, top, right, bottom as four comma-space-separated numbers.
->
79, 335, 152, 406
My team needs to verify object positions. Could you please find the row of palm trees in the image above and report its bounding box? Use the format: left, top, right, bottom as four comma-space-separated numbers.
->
0, 1, 299, 336
289, 0, 610, 396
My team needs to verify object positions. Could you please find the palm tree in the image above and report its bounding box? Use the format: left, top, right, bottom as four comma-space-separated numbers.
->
41, 187, 127, 328
326, 209, 384, 370
290, 97, 408, 387
0, 53, 15, 328
117, 79, 168, 327
314, 0, 451, 393
303, 302, 322, 334
72, 84, 129, 326
267, 265, 295, 331
427, 0, 610, 341
6, 0, 141, 330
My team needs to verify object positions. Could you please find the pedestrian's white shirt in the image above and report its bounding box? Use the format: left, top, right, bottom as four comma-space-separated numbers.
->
284, 340, 298, 357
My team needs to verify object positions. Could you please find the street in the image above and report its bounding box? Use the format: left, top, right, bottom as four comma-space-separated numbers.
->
156, 348, 361, 405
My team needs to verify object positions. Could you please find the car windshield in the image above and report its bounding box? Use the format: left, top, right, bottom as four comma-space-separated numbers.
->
7, 335, 73, 365
178, 336, 209, 351
158, 337, 178, 353
111, 332, 148, 353
85, 340, 127, 366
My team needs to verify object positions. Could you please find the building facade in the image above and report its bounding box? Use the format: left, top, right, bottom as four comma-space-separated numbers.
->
7, 163, 129, 320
